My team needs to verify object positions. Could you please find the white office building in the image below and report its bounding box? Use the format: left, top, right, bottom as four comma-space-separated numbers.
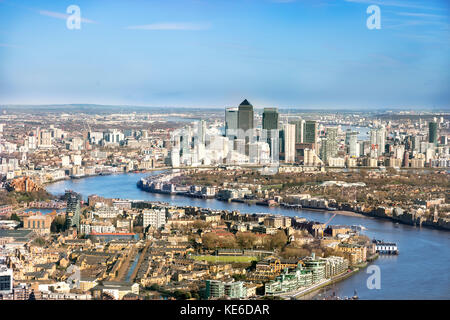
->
143, 208, 166, 230
283, 123, 296, 163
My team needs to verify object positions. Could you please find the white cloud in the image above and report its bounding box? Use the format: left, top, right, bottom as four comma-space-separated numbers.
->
344, 0, 442, 11
38, 10, 97, 24
126, 23, 210, 31
397, 12, 447, 19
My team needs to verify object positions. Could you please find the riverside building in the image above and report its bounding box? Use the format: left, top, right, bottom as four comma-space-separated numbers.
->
205, 280, 247, 299
264, 254, 348, 295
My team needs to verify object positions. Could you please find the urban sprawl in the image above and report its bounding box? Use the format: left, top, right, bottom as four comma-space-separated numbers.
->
0, 101, 448, 300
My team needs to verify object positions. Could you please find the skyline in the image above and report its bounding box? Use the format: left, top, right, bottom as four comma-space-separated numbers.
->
1, 102, 448, 112
0, 0, 449, 109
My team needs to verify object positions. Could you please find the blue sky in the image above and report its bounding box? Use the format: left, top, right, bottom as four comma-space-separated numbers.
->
0, 0, 449, 109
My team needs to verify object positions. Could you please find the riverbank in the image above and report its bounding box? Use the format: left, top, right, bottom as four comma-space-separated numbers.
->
41, 167, 171, 187
278, 269, 358, 300
47, 169, 448, 232
44, 171, 450, 299
138, 170, 450, 231
357, 210, 450, 231
294, 255, 378, 300
137, 176, 368, 220
333, 210, 366, 218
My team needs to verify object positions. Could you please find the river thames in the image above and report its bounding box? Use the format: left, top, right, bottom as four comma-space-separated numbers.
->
46, 172, 450, 300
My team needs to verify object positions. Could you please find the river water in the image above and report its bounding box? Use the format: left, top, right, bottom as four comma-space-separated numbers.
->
46, 172, 450, 300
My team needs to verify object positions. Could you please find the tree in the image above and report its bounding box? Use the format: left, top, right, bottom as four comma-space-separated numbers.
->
232, 274, 247, 281
236, 232, 257, 249
192, 292, 200, 300
32, 237, 47, 247
192, 220, 210, 229
10, 213, 21, 222
202, 233, 221, 249
269, 230, 288, 250
148, 284, 160, 291
281, 247, 310, 259
202, 232, 237, 249
51, 215, 66, 233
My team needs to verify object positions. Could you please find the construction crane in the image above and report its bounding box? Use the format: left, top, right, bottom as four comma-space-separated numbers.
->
319, 213, 337, 238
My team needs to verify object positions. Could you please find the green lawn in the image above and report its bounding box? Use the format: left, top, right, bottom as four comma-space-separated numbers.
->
191, 255, 258, 263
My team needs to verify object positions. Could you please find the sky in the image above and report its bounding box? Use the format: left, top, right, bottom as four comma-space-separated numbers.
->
0, 0, 449, 110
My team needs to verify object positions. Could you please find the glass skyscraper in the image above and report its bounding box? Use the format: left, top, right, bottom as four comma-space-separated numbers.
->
303, 120, 317, 146
237, 99, 254, 132
428, 122, 438, 145
262, 108, 279, 130
289, 118, 305, 144
65, 190, 82, 230
225, 107, 238, 138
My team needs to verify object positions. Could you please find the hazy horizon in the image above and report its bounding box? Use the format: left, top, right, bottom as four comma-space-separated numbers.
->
0, 102, 448, 113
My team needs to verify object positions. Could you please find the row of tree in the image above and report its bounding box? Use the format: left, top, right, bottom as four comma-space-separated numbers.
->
201, 230, 288, 251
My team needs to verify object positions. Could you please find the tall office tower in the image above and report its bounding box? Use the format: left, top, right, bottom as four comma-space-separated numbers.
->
262, 108, 279, 131
412, 135, 422, 151
369, 129, 376, 146
303, 121, 318, 146
378, 127, 386, 148
320, 127, 338, 163
238, 99, 254, 156
170, 148, 180, 167
249, 141, 270, 164
279, 129, 285, 157
269, 135, 280, 163
346, 131, 359, 157
180, 125, 192, 153
428, 122, 438, 145
359, 140, 369, 156
234, 139, 247, 160
225, 107, 239, 138
282, 123, 296, 163
196, 120, 206, 144
370, 127, 386, 157
289, 118, 305, 144
237, 99, 254, 132
65, 190, 82, 230
262, 108, 279, 157
143, 208, 166, 230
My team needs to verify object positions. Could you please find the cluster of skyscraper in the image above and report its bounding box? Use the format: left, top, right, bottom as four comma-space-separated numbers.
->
169, 99, 323, 168
224, 100, 320, 165
170, 101, 445, 169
